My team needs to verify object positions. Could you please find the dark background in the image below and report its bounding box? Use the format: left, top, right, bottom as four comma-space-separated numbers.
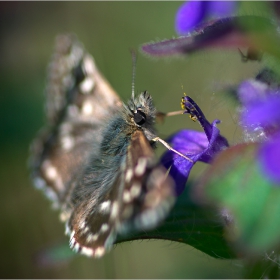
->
0, 1, 268, 278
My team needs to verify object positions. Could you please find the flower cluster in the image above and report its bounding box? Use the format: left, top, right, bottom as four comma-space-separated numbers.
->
143, 1, 280, 193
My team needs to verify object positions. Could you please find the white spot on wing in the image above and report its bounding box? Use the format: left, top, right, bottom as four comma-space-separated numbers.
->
44, 162, 57, 180
73, 243, 80, 253
80, 78, 94, 93
70, 230, 75, 240
135, 157, 147, 176
94, 247, 105, 258
100, 223, 109, 233
83, 56, 96, 74
125, 169, 133, 183
123, 190, 132, 203
86, 233, 99, 243
60, 210, 71, 222
69, 231, 76, 248
42, 160, 65, 192
79, 220, 86, 230
99, 201, 111, 213
81, 226, 90, 234
61, 136, 75, 150
81, 101, 93, 115
130, 182, 141, 198
81, 246, 94, 257
110, 201, 119, 220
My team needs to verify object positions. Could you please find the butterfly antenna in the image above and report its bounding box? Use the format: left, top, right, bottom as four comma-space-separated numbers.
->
130, 49, 137, 103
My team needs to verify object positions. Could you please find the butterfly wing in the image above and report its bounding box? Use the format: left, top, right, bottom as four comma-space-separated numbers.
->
67, 130, 175, 258
30, 34, 122, 209
31, 35, 176, 259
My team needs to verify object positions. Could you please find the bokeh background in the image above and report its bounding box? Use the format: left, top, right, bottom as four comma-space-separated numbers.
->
0, 1, 271, 278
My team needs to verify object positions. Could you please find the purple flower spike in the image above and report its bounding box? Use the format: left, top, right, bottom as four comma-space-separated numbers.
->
238, 79, 280, 135
241, 94, 280, 133
238, 76, 280, 184
237, 79, 268, 106
175, 1, 237, 35
161, 96, 229, 195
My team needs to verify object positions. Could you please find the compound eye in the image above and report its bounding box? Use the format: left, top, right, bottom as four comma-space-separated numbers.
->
134, 109, 146, 125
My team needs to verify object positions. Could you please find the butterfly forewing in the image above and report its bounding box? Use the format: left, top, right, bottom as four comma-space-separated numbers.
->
30, 34, 121, 207
45, 34, 121, 123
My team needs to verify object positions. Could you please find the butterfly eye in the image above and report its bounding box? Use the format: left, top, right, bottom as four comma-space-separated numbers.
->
134, 109, 146, 125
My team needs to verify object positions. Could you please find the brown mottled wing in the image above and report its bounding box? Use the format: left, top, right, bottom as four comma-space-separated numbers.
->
123, 131, 175, 231
30, 34, 122, 209
67, 130, 175, 258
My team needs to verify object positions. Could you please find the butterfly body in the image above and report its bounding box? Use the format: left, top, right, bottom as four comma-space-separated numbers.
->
30, 34, 175, 258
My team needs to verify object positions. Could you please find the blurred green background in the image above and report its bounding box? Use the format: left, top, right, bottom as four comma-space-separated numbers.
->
0, 1, 269, 278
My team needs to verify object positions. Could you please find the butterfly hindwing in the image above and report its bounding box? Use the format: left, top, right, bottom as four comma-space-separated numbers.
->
67, 130, 175, 258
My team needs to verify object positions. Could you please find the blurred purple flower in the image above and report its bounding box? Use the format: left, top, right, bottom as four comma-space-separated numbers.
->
175, 1, 237, 35
161, 96, 229, 195
238, 77, 280, 184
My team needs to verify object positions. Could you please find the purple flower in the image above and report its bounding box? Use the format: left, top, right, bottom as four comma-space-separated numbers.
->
175, 1, 237, 35
161, 96, 229, 195
238, 76, 280, 184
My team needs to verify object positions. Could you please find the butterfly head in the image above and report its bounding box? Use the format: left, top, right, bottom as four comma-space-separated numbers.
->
125, 91, 156, 127
123, 90, 157, 141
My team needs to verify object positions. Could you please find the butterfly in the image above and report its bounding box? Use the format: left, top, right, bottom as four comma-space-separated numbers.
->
30, 34, 189, 258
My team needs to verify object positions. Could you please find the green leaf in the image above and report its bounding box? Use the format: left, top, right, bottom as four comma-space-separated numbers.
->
116, 183, 235, 259
195, 143, 280, 254
243, 251, 280, 279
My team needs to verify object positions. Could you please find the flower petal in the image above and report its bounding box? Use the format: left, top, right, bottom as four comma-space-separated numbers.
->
175, 1, 207, 35
161, 150, 195, 196
241, 95, 280, 131
208, 1, 237, 17
237, 79, 268, 106
175, 1, 237, 35
166, 130, 209, 156
161, 121, 228, 195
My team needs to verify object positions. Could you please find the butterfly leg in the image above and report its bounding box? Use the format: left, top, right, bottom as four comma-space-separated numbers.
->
152, 137, 193, 162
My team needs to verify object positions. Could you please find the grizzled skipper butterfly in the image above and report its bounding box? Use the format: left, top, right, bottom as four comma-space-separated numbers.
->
30, 34, 190, 258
